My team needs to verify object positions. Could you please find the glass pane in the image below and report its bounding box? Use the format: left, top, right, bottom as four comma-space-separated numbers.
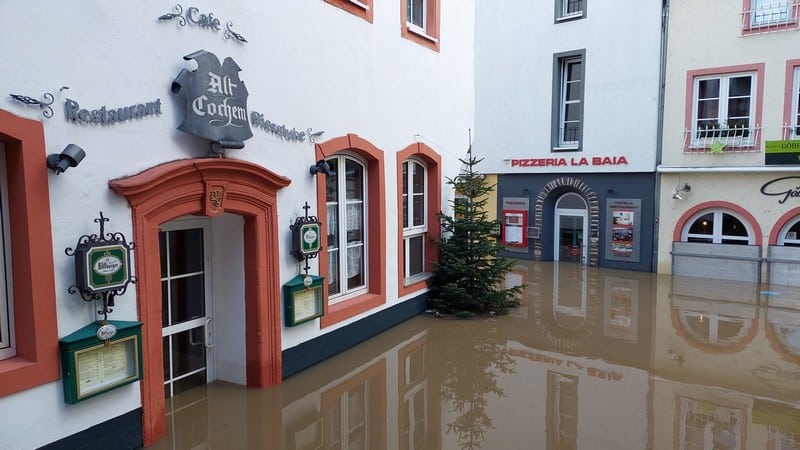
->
328, 250, 340, 295
408, 236, 424, 277
728, 76, 752, 97
722, 213, 748, 237
172, 327, 206, 378
346, 159, 363, 201
688, 213, 714, 235
412, 194, 425, 227
346, 203, 363, 243
565, 103, 580, 121
567, 0, 583, 14
163, 336, 171, 381
721, 238, 750, 245
563, 123, 580, 142
168, 229, 204, 275
346, 246, 364, 290
698, 79, 720, 100
162, 280, 170, 327
402, 162, 409, 196
697, 99, 719, 121
566, 81, 581, 101
170, 274, 205, 324
326, 159, 338, 203
727, 98, 751, 119
567, 61, 582, 81
327, 203, 339, 249
159, 232, 167, 278
408, 0, 424, 26
556, 194, 585, 209
412, 162, 424, 194
403, 195, 409, 229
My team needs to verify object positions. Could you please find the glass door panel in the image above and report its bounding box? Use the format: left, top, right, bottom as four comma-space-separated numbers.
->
160, 219, 213, 398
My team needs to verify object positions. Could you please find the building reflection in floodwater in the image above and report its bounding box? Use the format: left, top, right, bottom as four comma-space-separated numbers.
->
147, 261, 800, 450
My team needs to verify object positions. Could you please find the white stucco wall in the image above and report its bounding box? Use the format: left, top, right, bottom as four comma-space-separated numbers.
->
0, 0, 474, 446
473, 0, 663, 174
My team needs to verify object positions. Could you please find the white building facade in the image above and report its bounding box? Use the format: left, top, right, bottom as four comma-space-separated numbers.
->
0, 1, 474, 447
658, 0, 800, 284
473, 0, 665, 272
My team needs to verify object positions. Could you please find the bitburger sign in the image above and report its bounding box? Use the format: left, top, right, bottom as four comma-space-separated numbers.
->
171, 49, 253, 145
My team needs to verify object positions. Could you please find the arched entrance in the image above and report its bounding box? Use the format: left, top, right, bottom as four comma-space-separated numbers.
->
532, 177, 600, 266
109, 158, 290, 444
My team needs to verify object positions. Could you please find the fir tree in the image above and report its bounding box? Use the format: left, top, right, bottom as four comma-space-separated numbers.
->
427, 145, 522, 315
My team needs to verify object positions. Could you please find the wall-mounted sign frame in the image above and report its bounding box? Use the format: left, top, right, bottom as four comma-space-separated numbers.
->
59, 320, 143, 404
283, 275, 324, 327
66, 213, 136, 320
765, 140, 800, 165
604, 198, 642, 263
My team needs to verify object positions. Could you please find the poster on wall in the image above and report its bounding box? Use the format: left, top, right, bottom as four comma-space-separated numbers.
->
605, 198, 641, 262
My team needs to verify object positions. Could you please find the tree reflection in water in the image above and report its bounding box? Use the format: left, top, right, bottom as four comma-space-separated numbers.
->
430, 318, 517, 450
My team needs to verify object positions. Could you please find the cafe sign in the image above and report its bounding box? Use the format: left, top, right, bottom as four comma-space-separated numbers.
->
171, 49, 253, 145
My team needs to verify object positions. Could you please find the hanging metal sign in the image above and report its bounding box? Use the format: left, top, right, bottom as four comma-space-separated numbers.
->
66, 213, 136, 320
171, 50, 253, 145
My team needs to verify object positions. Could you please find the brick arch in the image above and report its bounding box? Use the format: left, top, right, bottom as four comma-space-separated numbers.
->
532, 177, 600, 266
109, 158, 290, 445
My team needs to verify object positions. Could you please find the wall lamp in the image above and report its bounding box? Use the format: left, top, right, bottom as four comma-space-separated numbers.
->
309, 159, 332, 176
672, 183, 691, 200
47, 144, 86, 175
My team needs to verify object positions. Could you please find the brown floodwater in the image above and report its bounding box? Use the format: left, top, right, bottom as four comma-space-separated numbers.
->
147, 261, 800, 450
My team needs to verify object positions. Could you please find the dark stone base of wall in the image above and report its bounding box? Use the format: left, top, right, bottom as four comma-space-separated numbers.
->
38, 408, 142, 450
282, 292, 428, 379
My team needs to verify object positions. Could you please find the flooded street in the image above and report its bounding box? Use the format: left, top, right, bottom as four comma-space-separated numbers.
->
147, 261, 800, 450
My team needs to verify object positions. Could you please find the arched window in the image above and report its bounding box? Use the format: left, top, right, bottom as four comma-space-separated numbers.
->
682, 209, 753, 245
326, 154, 368, 301
777, 216, 800, 247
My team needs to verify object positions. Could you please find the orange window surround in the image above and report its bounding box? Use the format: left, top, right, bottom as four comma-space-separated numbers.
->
0, 110, 60, 397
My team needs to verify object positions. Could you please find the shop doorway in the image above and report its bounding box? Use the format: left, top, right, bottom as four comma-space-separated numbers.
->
554, 193, 588, 263
160, 218, 213, 398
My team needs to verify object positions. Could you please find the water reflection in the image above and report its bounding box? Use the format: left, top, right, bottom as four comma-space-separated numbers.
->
148, 262, 800, 450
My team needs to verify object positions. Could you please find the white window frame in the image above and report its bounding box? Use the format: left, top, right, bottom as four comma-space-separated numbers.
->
558, 0, 584, 19
691, 72, 756, 147
682, 209, 754, 245
406, 0, 426, 33
558, 56, 583, 149
0, 146, 14, 360
402, 159, 428, 283
791, 67, 800, 139
750, 0, 792, 25
778, 216, 800, 245
327, 154, 368, 303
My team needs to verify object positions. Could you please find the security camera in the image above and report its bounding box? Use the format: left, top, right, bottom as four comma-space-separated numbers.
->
309, 159, 332, 176
46, 144, 85, 174
673, 192, 683, 200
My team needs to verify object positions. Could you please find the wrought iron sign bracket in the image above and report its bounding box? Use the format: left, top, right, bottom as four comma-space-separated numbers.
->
9, 92, 55, 118
65, 212, 136, 321
290, 202, 322, 275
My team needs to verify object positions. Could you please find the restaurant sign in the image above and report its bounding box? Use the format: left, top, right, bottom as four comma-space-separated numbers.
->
171, 49, 253, 145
